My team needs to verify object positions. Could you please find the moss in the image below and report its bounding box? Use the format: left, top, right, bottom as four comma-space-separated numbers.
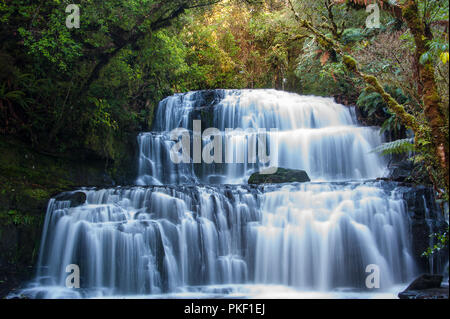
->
317, 36, 333, 51
147, 102, 157, 130
363, 74, 418, 131
343, 55, 358, 72
22, 188, 50, 202
402, 2, 423, 37
0, 207, 43, 274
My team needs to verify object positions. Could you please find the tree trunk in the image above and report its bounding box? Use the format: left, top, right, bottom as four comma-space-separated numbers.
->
402, 0, 449, 192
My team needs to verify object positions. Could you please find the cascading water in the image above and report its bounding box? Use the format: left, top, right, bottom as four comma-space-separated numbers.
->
15, 89, 426, 299
137, 90, 387, 185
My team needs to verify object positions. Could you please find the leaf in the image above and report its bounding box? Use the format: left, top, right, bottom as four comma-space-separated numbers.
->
371, 138, 415, 155
440, 52, 449, 65
419, 52, 429, 65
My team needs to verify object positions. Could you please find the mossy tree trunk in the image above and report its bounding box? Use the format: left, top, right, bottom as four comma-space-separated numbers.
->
402, 0, 449, 193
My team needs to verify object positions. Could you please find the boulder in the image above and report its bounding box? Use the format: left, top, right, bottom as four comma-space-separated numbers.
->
398, 274, 448, 299
248, 168, 310, 184
404, 274, 443, 290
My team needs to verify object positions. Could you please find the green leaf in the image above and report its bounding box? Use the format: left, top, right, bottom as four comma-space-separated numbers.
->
419, 52, 429, 65
371, 138, 415, 156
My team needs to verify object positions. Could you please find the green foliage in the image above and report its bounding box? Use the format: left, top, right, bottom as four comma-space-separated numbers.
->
293, 2, 385, 99
0, 0, 227, 158
420, 38, 449, 65
295, 38, 352, 97
422, 226, 449, 258
417, 0, 449, 25
0, 210, 37, 226
17, 12, 83, 72
356, 90, 386, 115
340, 28, 366, 45
371, 138, 415, 156
357, 86, 409, 135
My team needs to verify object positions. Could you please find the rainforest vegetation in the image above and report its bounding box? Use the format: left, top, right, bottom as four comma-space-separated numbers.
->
0, 0, 449, 291
1, 0, 448, 193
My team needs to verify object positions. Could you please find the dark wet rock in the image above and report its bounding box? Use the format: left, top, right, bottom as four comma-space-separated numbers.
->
388, 160, 414, 182
369, 182, 448, 274
164, 90, 227, 130
399, 274, 448, 299
248, 168, 311, 184
54, 191, 86, 207
399, 185, 448, 273
190, 90, 226, 108
405, 274, 443, 290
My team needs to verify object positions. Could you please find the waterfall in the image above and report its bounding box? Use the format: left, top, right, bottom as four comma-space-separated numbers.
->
16, 89, 423, 299
137, 90, 387, 185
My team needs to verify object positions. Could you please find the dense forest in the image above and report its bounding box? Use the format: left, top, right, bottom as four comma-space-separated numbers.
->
0, 0, 449, 298
1, 0, 448, 188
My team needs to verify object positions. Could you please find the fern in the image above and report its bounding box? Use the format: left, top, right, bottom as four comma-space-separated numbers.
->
357, 85, 409, 136
341, 28, 366, 45
371, 138, 415, 156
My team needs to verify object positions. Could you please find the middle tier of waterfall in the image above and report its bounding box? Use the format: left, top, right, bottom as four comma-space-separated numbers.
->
137, 90, 387, 185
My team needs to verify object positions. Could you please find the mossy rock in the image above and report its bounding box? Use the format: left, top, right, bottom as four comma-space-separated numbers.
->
248, 168, 311, 184
15, 188, 51, 213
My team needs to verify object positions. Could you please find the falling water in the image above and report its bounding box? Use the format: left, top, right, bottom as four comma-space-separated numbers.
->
137, 90, 386, 185
15, 90, 425, 299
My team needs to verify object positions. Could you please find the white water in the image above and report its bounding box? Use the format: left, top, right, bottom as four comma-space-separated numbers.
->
137, 90, 386, 185
15, 90, 420, 299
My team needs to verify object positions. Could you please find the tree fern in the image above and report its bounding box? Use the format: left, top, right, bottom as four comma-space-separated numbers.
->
371, 138, 415, 156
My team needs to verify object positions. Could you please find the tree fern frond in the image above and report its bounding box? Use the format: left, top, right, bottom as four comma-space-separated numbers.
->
371, 138, 415, 156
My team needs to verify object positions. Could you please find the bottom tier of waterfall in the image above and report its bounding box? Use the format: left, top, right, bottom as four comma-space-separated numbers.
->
13, 181, 422, 299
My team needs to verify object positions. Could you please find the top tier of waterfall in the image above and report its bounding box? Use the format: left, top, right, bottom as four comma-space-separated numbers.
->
154, 89, 357, 132
215, 90, 358, 130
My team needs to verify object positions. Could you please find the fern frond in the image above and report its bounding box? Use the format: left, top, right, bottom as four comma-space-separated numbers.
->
371, 138, 415, 156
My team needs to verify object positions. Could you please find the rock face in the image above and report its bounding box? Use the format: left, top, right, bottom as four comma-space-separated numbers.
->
400, 185, 449, 274
248, 168, 311, 184
388, 160, 415, 182
399, 274, 448, 299
54, 191, 87, 207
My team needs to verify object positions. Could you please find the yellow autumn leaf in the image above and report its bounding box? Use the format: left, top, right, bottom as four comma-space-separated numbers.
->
440, 52, 449, 65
